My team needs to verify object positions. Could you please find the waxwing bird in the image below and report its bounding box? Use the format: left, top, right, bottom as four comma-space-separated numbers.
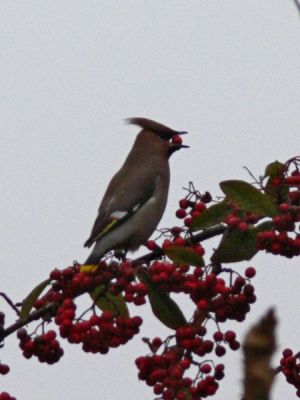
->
83, 118, 188, 266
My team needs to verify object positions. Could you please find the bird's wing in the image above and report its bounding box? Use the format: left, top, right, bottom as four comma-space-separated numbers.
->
84, 168, 157, 248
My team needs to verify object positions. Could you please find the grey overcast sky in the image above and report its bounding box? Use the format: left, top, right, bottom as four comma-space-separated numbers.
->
1, 2, 300, 400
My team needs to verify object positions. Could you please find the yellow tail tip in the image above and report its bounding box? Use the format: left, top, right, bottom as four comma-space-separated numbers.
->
80, 264, 99, 273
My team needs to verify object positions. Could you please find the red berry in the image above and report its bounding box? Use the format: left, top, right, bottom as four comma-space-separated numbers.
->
283, 348, 293, 358
176, 209, 187, 219
45, 330, 57, 341
237, 222, 248, 232
194, 245, 205, 256
179, 199, 189, 209
132, 316, 143, 326
184, 217, 193, 227
245, 267, 256, 278
279, 203, 290, 214
172, 135, 183, 145
201, 363, 211, 374
286, 176, 300, 185
152, 337, 162, 348
162, 240, 173, 250
215, 363, 225, 372
197, 299, 208, 311
290, 191, 300, 204
135, 283, 148, 295
213, 331, 223, 342
133, 296, 146, 306
0, 364, 10, 375
191, 211, 201, 219
224, 330, 236, 342
215, 345, 226, 357
154, 384, 164, 395
147, 240, 157, 251
229, 340, 240, 351
285, 356, 296, 368
234, 276, 245, 288
227, 217, 243, 228
174, 237, 186, 247
194, 202, 206, 212
180, 358, 191, 370
171, 366, 183, 379
176, 392, 186, 400
203, 340, 213, 353
271, 242, 282, 254
50, 269, 61, 280
163, 389, 173, 400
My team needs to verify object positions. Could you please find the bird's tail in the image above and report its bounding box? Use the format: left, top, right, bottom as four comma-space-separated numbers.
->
82, 239, 108, 269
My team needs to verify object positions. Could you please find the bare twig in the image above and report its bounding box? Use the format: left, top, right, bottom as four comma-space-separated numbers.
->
0, 302, 58, 342
0, 292, 20, 316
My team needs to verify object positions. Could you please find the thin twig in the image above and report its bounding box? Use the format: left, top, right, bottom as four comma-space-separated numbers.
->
0, 292, 21, 316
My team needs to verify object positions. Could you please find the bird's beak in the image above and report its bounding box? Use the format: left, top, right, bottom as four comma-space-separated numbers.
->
168, 143, 189, 157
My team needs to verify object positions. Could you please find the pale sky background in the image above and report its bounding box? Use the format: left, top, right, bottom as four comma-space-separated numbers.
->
1, 2, 300, 400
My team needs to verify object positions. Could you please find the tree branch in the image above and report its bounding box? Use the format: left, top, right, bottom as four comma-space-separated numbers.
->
1, 224, 226, 342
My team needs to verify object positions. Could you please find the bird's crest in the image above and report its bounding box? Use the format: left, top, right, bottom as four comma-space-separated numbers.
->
125, 117, 187, 140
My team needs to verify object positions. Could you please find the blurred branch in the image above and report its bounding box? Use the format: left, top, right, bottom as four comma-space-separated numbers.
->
293, 0, 300, 16
242, 308, 277, 400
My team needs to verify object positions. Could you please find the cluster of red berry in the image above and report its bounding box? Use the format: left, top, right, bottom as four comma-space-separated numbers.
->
256, 168, 300, 257
147, 256, 256, 324
17, 328, 63, 364
15, 261, 141, 359
35, 260, 148, 310
136, 343, 225, 400
134, 261, 256, 399
161, 229, 205, 256
224, 209, 260, 232
55, 298, 142, 354
280, 348, 300, 397
176, 325, 240, 357
256, 199, 300, 258
176, 200, 207, 228
256, 229, 300, 257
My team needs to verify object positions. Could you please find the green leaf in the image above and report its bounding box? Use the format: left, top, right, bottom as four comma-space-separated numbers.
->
220, 180, 279, 217
137, 268, 187, 330
211, 221, 274, 263
264, 161, 285, 181
91, 286, 129, 318
20, 279, 51, 321
190, 202, 234, 231
165, 246, 204, 267
264, 161, 289, 205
